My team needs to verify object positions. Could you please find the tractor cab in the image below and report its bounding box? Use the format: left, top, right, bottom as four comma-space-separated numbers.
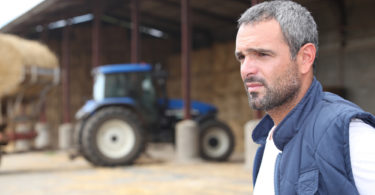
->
89, 64, 160, 126
93, 64, 155, 102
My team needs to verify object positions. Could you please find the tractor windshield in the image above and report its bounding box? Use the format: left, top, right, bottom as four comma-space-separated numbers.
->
93, 71, 156, 101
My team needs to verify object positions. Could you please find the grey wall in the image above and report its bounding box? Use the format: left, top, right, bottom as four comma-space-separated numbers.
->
315, 0, 375, 114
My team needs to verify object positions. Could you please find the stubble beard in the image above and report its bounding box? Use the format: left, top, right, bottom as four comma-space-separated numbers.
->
244, 62, 301, 111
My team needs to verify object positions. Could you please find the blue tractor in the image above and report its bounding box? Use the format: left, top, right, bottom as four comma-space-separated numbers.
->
73, 63, 235, 166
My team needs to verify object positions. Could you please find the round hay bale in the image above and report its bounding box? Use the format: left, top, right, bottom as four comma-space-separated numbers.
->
0, 33, 58, 98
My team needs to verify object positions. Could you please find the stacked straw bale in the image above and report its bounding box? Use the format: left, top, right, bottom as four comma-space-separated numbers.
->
0, 33, 58, 98
166, 42, 254, 152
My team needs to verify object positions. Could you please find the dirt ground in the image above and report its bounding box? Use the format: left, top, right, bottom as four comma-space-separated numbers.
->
0, 144, 252, 195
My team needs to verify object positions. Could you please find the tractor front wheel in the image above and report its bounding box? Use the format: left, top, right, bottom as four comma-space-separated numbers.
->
81, 107, 144, 166
199, 120, 235, 161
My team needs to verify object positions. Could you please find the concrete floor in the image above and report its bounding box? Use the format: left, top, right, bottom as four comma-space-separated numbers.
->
0, 144, 252, 195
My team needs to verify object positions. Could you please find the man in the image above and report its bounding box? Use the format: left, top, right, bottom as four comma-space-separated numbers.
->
235, 1, 375, 194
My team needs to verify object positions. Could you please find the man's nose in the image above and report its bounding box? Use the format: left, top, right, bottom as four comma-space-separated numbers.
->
241, 57, 258, 79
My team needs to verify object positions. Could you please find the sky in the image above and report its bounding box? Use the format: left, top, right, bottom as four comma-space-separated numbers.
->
0, 0, 45, 28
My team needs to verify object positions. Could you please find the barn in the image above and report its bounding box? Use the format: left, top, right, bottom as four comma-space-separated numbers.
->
1, 0, 374, 156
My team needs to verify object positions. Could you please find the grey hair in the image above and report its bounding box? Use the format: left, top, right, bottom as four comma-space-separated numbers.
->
238, 0, 318, 60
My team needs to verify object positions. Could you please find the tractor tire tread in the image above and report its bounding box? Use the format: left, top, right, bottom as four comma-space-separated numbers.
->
81, 107, 144, 166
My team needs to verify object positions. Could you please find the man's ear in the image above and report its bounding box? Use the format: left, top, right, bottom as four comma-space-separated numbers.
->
297, 43, 316, 74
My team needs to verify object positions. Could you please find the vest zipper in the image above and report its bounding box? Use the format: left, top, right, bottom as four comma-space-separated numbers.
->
274, 153, 282, 195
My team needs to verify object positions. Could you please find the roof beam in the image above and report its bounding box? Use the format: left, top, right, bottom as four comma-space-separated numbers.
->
143, 0, 237, 25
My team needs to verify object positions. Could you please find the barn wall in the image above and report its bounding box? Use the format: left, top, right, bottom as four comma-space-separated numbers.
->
313, 0, 375, 114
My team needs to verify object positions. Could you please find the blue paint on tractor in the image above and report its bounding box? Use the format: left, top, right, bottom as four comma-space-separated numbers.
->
163, 99, 217, 115
93, 63, 152, 74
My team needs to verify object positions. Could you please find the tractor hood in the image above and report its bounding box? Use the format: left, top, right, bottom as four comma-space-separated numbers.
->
161, 99, 217, 119
75, 97, 135, 120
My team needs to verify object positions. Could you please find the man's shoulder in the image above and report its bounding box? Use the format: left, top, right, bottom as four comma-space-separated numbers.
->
304, 92, 371, 144
313, 91, 366, 122
303, 92, 375, 149
321, 91, 362, 112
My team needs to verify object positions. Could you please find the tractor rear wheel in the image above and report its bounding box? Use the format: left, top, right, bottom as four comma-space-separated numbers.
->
81, 107, 144, 166
199, 120, 235, 161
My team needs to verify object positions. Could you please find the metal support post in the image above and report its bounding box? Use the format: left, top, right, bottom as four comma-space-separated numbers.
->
92, 0, 102, 68
62, 19, 72, 123
131, 0, 140, 63
181, 0, 191, 119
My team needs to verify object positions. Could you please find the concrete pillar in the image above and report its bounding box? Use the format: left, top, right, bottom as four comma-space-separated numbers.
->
175, 119, 199, 162
34, 122, 50, 149
14, 122, 32, 151
58, 123, 73, 150
244, 119, 260, 170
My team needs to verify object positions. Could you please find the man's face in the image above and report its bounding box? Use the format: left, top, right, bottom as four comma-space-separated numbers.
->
235, 19, 301, 111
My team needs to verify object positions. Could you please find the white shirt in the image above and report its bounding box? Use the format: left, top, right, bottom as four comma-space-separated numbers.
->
253, 126, 280, 195
253, 120, 375, 195
349, 119, 375, 195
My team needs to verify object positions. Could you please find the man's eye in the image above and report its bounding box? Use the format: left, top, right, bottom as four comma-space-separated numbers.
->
258, 52, 268, 57
237, 55, 244, 61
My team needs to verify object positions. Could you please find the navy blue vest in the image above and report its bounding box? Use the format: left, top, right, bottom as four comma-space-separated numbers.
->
252, 78, 375, 195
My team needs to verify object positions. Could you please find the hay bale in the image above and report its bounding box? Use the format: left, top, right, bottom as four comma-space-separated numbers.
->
165, 41, 254, 153
0, 33, 58, 98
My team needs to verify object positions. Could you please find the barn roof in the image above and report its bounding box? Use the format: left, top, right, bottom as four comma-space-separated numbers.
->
0, 0, 254, 41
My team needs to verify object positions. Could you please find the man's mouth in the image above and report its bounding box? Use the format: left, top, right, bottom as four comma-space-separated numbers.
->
245, 82, 264, 93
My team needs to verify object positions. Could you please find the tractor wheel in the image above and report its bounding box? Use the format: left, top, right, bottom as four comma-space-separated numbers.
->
81, 107, 144, 166
199, 120, 235, 161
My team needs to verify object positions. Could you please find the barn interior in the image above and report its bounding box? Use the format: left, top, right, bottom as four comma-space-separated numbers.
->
1, 0, 374, 153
